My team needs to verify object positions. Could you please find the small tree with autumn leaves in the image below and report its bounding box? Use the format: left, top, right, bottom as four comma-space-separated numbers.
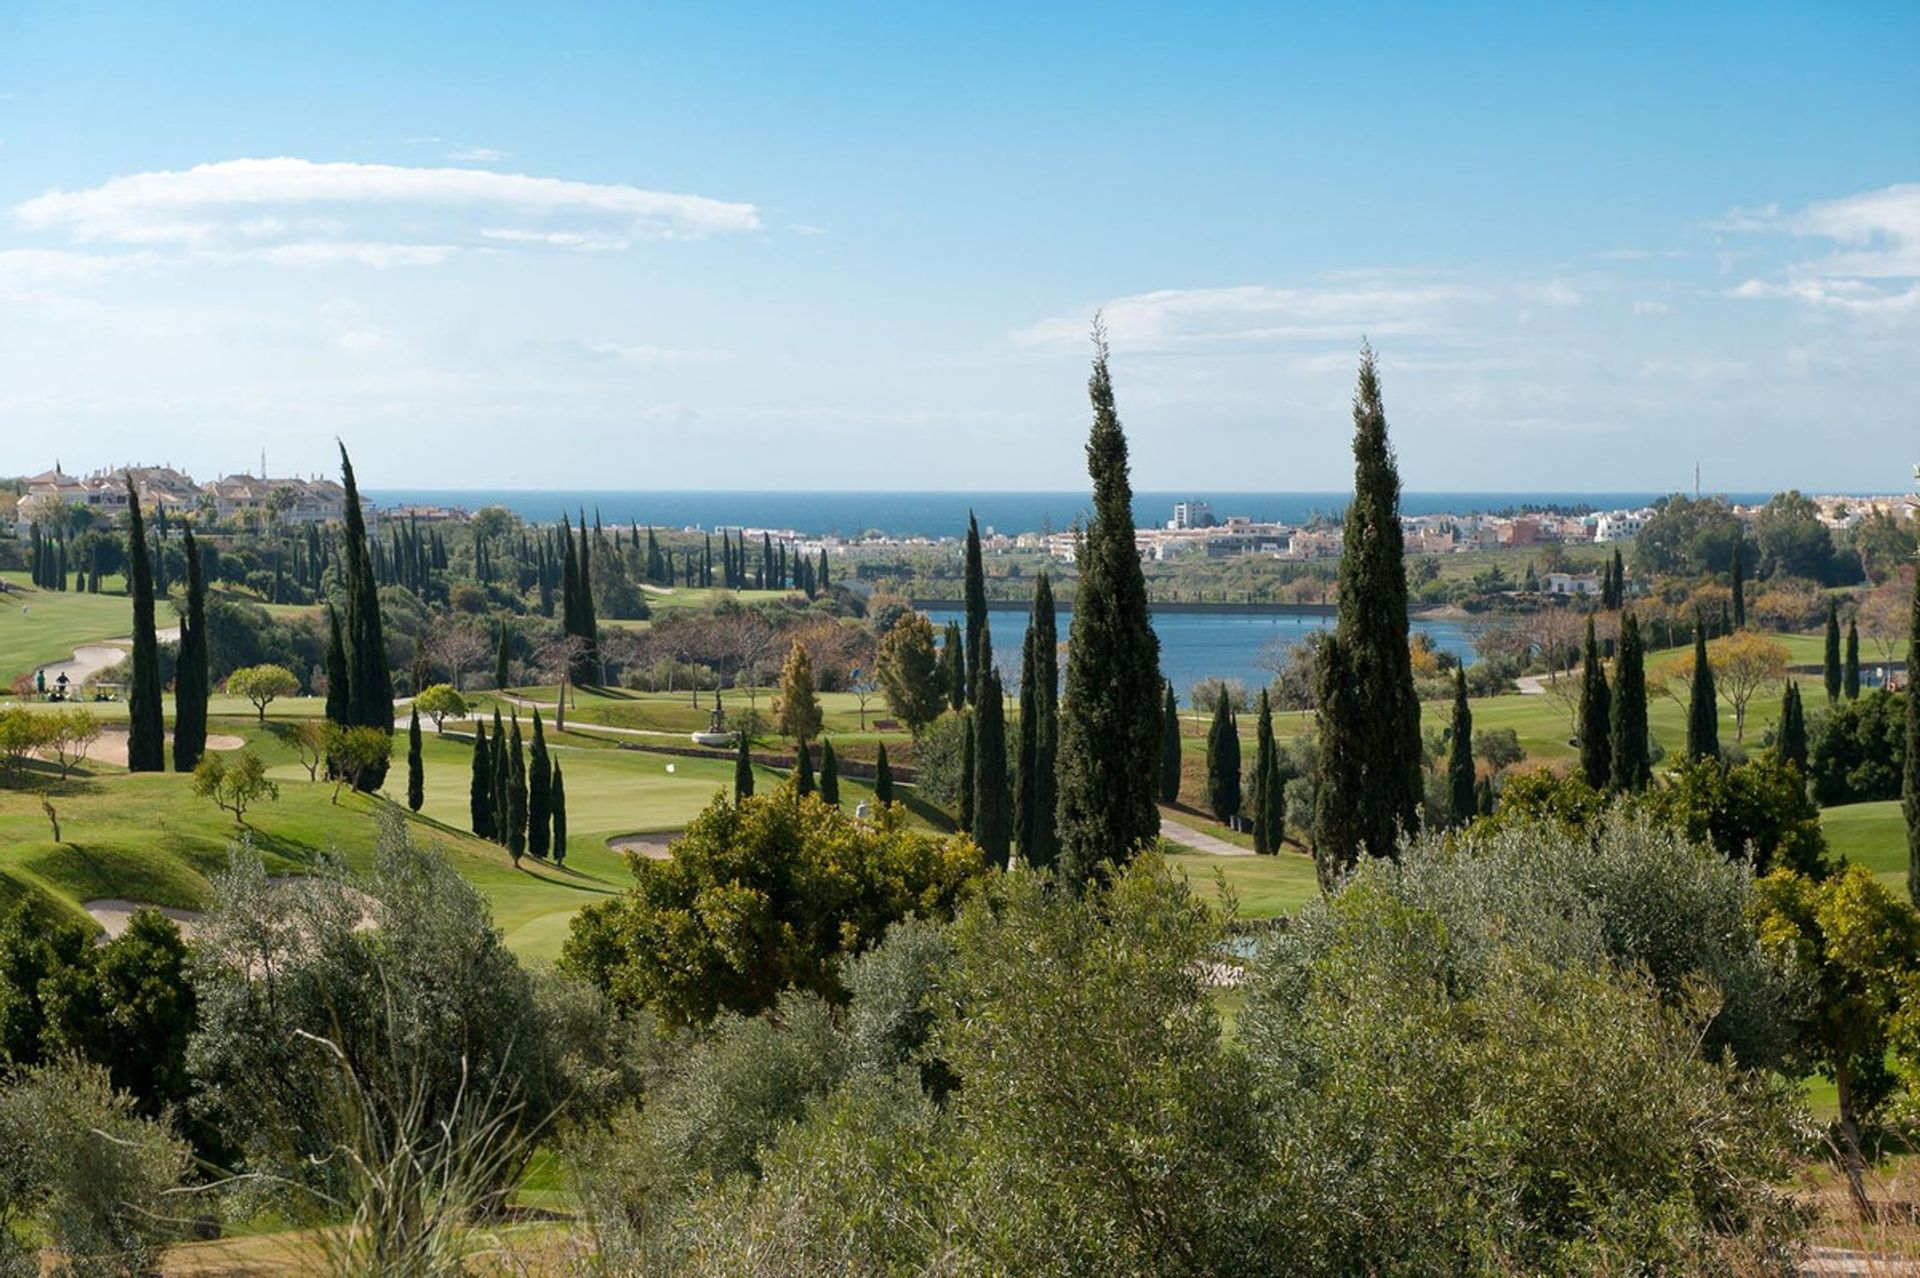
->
773, 640, 824, 746
1708, 630, 1789, 742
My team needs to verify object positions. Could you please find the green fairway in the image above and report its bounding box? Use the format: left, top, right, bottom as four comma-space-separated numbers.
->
1165, 844, 1321, 919
0, 572, 142, 684
1821, 800, 1910, 893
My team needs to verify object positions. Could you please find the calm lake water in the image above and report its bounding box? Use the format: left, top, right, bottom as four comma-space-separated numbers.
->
921, 607, 1476, 706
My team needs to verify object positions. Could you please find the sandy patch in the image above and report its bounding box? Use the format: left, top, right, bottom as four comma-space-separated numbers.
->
86, 728, 247, 769
608, 835, 674, 860
83, 899, 202, 941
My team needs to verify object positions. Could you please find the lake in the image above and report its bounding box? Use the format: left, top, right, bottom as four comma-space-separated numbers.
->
920, 607, 1476, 706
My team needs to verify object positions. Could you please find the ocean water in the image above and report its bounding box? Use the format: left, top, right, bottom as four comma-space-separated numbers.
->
364, 489, 1779, 540
922, 606, 1477, 703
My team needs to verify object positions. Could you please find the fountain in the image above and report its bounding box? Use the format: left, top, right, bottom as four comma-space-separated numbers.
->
690, 689, 738, 747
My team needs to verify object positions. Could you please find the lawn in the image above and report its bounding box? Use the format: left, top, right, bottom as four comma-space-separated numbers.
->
0, 572, 143, 684
1821, 800, 1909, 893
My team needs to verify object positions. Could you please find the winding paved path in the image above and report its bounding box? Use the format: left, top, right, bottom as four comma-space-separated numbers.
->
1159, 816, 1253, 857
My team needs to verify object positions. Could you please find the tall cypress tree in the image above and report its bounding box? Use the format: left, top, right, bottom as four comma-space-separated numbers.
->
963, 512, 990, 703
506, 712, 528, 860
1205, 691, 1241, 823
528, 709, 551, 859
1778, 680, 1808, 773
324, 605, 350, 727
941, 621, 967, 713
1314, 344, 1420, 875
1730, 533, 1747, 630
1312, 634, 1363, 889
1578, 616, 1612, 789
575, 512, 599, 684
1610, 611, 1652, 792
337, 446, 393, 789
1903, 558, 1920, 906
1158, 681, 1183, 805
470, 718, 494, 838
874, 742, 894, 806
1844, 618, 1861, 700
551, 761, 568, 866
1611, 548, 1626, 609
490, 708, 509, 846
1252, 689, 1279, 853
1448, 667, 1476, 827
1055, 325, 1163, 887
1687, 617, 1720, 762
495, 624, 511, 690
123, 482, 165, 773
1014, 574, 1059, 868
734, 730, 755, 802
819, 739, 840, 806
406, 707, 425, 812
1824, 600, 1843, 704
973, 670, 1010, 867
794, 740, 815, 797
172, 525, 209, 772
958, 714, 975, 832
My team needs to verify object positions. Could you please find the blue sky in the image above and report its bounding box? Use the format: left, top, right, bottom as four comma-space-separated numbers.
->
1, 2, 1914, 491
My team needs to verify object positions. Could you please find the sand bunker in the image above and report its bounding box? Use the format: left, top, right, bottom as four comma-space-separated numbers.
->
84, 728, 247, 769
607, 835, 674, 860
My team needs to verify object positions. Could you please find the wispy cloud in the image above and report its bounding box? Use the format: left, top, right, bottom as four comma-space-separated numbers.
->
1722, 183, 1920, 318
12, 157, 760, 265
447, 146, 508, 163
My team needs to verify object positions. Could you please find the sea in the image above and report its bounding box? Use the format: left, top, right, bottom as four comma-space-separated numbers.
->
364, 489, 1777, 541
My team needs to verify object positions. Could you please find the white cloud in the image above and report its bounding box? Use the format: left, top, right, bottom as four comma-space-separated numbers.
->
1721, 183, 1920, 317
447, 147, 508, 163
1729, 276, 1920, 317
247, 241, 457, 268
0, 248, 161, 290
480, 227, 630, 251
1632, 299, 1671, 315
13, 157, 761, 261
1013, 280, 1483, 350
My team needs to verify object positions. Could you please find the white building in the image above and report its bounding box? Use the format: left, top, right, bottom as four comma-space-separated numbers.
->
1170, 500, 1216, 530
1593, 511, 1649, 543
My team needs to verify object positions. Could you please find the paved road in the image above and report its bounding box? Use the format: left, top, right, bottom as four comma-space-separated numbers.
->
1159, 816, 1252, 857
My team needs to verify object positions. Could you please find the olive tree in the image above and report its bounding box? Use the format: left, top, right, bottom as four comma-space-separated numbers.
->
226, 662, 300, 723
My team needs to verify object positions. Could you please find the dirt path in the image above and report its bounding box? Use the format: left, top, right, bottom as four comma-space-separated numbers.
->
1159, 817, 1252, 857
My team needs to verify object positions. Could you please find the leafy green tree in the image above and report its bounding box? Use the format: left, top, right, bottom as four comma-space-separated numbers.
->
562, 792, 986, 1027
1610, 611, 1652, 791
172, 525, 209, 771
1825, 599, 1843, 704
877, 612, 945, 735
124, 481, 165, 773
973, 671, 1010, 867
1448, 667, 1476, 827
1752, 865, 1920, 1216
192, 750, 279, 824
226, 663, 299, 723
1015, 574, 1060, 868
1253, 689, 1284, 853
1578, 616, 1611, 789
735, 731, 755, 802
940, 619, 966, 713
1205, 690, 1241, 823
528, 709, 551, 857
794, 740, 815, 797
1686, 619, 1719, 761
551, 760, 568, 865
819, 740, 841, 806
406, 706, 424, 812
1809, 689, 1907, 805
470, 717, 493, 838
413, 683, 468, 732
1778, 679, 1808, 772
1730, 530, 1747, 629
1644, 755, 1826, 877
1845, 617, 1861, 700
1314, 346, 1420, 878
1056, 326, 1163, 887
874, 742, 894, 806
963, 512, 991, 704
337, 445, 394, 789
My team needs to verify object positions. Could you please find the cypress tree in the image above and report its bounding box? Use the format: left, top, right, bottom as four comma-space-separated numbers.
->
470, 719, 494, 838
874, 742, 895, 805
172, 525, 209, 772
337, 446, 393, 788
495, 624, 511, 690
1578, 616, 1612, 789
1824, 601, 1843, 704
1611, 548, 1626, 609
818, 548, 830, 593
941, 621, 966, 713
528, 709, 551, 858
1904, 557, 1919, 906
734, 730, 755, 802
551, 762, 568, 866
406, 707, 425, 812
1448, 666, 1476, 828
973, 670, 1011, 867
576, 512, 599, 683
963, 512, 990, 702
123, 482, 165, 773
1159, 681, 1183, 805
1014, 574, 1059, 868
1205, 690, 1241, 823
1778, 680, 1808, 773
1312, 634, 1363, 889
1731, 533, 1747, 630
1055, 325, 1163, 887
958, 713, 975, 832
1687, 616, 1719, 761
506, 713, 528, 859
819, 739, 840, 806
1314, 344, 1421, 874
490, 708, 509, 845
1844, 618, 1861, 700
794, 740, 815, 797
1611, 611, 1652, 791
1253, 689, 1281, 853
324, 605, 350, 727
560, 518, 580, 637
